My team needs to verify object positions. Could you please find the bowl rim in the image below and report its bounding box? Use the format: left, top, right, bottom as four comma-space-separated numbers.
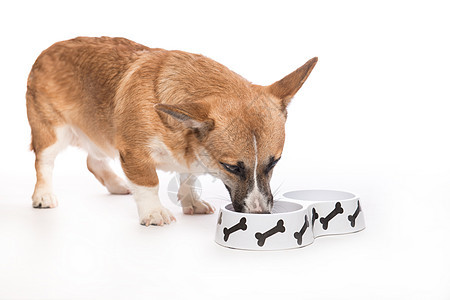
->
282, 189, 358, 202
221, 200, 304, 217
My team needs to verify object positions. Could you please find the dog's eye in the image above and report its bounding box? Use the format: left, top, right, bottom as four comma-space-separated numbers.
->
265, 157, 281, 174
220, 162, 242, 175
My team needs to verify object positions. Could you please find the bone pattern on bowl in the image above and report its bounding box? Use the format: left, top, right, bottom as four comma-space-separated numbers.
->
255, 219, 286, 247
348, 201, 361, 227
319, 202, 344, 230
293, 215, 310, 246
223, 217, 247, 241
215, 190, 365, 251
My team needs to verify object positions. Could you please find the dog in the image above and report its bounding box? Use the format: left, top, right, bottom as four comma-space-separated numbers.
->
26, 37, 317, 226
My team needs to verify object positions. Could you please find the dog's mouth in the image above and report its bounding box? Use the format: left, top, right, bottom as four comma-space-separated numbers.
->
231, 200, 272, 214
225, 184, 273, 214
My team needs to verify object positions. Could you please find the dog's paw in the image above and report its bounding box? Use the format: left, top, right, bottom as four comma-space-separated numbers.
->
182, 199, 215, 215
32, 192, 58, 208
140, 206, 176, 226
106, 177, 131, 195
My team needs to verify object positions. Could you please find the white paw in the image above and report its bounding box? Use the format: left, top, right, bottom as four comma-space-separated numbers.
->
140, 206, 176, 226
106, 177, 131, 195
32, 192, 58, 208
182, 199, 215, 215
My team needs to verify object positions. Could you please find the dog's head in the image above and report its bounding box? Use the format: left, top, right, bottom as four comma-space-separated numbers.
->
156, 57, 317, 213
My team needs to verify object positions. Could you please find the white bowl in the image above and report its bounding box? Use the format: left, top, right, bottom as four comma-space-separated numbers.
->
215, 190, 365, 251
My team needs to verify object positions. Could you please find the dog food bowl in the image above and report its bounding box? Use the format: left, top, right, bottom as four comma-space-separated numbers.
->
215, 190, 365, 250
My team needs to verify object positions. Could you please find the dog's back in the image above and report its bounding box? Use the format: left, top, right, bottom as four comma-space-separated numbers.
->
26, 37, 155, 154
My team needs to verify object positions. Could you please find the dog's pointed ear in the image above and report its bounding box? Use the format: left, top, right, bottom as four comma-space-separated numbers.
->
154, 102, 215, 134
267, 57, 318, 111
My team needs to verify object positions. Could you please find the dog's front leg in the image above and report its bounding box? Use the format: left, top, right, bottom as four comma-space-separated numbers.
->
178, 173, 215, 215
120, 148, 176, 226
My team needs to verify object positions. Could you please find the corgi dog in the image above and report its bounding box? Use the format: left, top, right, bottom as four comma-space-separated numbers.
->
26, 37, 317, 226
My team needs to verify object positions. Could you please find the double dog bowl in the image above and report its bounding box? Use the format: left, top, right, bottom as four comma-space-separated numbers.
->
215, 190, 365, 250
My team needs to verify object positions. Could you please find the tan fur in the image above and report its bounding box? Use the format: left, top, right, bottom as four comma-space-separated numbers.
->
26, 36, 317, 222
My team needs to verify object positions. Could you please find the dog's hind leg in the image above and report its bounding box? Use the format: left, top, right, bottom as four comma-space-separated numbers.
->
29, 125, 72, 208
87, 155, 130, 195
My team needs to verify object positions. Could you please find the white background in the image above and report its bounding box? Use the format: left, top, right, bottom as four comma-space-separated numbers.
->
1, 0, 449, 299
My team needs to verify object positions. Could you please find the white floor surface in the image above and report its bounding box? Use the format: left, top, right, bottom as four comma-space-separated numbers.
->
1, 150, 449, 299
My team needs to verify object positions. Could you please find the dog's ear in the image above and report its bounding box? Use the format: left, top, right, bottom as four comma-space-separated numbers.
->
154, 102, 215, 135
267, 57, 318, 111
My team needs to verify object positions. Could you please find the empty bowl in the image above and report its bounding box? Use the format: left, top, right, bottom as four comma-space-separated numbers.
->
215, 189, 365, 250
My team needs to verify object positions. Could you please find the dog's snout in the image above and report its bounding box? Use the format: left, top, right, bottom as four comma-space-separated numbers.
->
248, 208, 271, 214
244, 196, 272, 214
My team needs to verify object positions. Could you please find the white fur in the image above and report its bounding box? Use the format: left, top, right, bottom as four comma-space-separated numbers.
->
31, 125, 201, 223
86, 155, 130, 194
148, 138, 207, 174
242, 135, 268, 213
32, 126, 73, 208
177, 173, 214, 214
253, 135, 258, 185
146, 139, 214, 215
32, 125, 125, 207
70, 126, 117, 159
129, 183, 175, 225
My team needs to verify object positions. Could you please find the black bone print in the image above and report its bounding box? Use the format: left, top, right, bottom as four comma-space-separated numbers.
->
217, 212, 223, 225
311, 208, 319, 227
223, 217, 247, 242
319, 202, 344, 230
347, 201, 361, 227
293, 215, 309, 245
255, 219, 285, 247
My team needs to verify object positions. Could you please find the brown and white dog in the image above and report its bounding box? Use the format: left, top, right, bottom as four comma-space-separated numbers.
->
26, 37, 317, 226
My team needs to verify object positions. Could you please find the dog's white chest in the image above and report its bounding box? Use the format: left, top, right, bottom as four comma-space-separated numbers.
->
148, 139, 206, 174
